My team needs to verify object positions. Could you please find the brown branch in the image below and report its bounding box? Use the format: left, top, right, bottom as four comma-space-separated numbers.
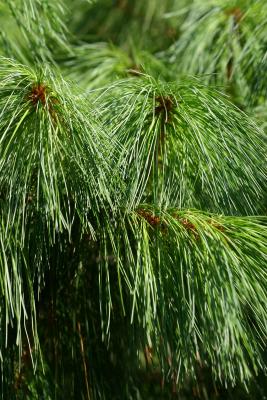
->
137, 209, 161, 227
225, 7, 243, 25
77, 322, 91, 400
155, 95, 174, 124
27, 83, 59, 123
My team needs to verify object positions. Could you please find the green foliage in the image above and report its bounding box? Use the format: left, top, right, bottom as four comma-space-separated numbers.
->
96, 76, 266, 213
0, 0, 266, 399
66, 0, 180, 50
0, 0, 68, 63
162, 0, 267, 100
102, 208, 267, 384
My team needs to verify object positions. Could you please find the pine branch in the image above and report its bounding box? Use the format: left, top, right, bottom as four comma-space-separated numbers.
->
60, 42, 169, 91
65, 0, 180, 52
1, 0, 70, 63
0, 58, 120, 372
96, 75, 266, 214
0, 58, 118, 235
162, 0, 267, 101
97, 207, 267, 385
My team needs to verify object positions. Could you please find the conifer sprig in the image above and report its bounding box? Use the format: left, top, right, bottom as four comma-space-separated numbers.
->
162, 0, 267, 99
96, 76, 266, 214
0, 57, 118, 249
97, 207, 267, 384
1, 0, 69, 63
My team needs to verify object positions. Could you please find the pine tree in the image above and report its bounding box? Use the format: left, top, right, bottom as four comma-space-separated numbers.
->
0, 0, 266, 399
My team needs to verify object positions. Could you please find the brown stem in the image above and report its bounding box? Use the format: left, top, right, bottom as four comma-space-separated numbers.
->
77, 322, 91, 400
